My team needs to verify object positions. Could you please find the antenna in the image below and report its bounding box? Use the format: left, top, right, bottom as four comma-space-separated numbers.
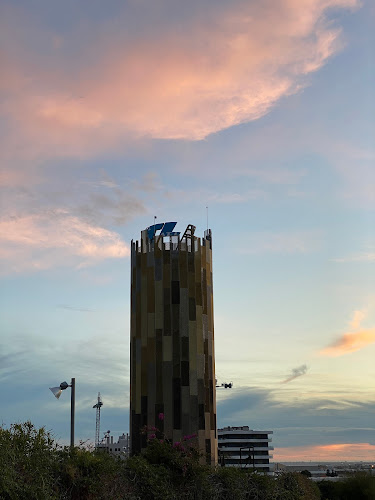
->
93, 392, 103, 448
206, 206, 208, 231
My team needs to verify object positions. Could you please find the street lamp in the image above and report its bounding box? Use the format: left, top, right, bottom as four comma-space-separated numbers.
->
240, 446, 255, 469
49, 378, 75, 448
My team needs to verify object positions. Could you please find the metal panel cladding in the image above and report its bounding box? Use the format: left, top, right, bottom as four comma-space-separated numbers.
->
130, 224, 217, 465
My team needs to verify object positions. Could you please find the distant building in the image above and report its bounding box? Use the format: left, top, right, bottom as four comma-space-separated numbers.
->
130, 223, 217, 464
273, 463, 328, 478
273, 462, 375, 479
97, 433, 130, 457
218, 426, 273, 472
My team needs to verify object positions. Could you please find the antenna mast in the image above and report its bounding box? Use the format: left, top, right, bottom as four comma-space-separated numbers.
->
93, 392, 103, 448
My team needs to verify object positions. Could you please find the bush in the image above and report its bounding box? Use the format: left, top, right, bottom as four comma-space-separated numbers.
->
2, 421, 373, 500
317, 473, 375, 500
275, 472, 320, 500
0, 421, 59, 499
0, 422, 131, 500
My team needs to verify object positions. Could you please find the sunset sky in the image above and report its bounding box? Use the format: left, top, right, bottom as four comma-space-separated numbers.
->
0, 0, 374, 462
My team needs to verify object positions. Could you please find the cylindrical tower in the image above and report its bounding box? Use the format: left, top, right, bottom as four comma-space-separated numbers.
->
130, 222, 217, 464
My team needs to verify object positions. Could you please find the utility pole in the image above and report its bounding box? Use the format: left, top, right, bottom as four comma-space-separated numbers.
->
70, 378, 75, 448
49, 377, 75, 449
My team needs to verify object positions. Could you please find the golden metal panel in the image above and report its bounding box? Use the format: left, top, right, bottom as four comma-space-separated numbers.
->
205, 412, 211, 434
141, 346, 148, 395
163, 336, 173, 362
179, 250, 188, 288
189, 369, 198, 396
135, 362, 141, 413
141, 272, 147, 347
195, 240, 201, 282
155, 281, 163, 329
188, 320, 197, 371
196, 313, 204, 355
147, 266, 155, 313
147, 313, 155, 339
173, 429, 182, 445
196, 354, 204, 380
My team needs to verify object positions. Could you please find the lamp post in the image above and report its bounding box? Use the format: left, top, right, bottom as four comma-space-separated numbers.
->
240, 446, 255, 469
49, 378, 75, 448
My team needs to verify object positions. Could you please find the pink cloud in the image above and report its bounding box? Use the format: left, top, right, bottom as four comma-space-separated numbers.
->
350, 310, 367, 330
0, 212, 129, 274
274, 442, 375, 462
0, 0, 360, 164
320, 310, 375, 356
320, 329, 375, 357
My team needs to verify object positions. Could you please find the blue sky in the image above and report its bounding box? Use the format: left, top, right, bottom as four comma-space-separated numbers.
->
0, 0, 374, 461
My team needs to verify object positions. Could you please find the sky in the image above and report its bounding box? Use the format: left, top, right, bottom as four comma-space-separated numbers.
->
0, 0, 374, 463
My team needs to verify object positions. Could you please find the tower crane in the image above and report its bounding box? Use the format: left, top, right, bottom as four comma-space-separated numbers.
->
93, 392, 103, 448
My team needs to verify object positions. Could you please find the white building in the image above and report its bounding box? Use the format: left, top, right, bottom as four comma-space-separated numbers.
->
97, 433, 130, 457
218, 426, 273, 472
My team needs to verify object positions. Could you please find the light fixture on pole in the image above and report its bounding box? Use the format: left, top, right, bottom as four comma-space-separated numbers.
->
49, 378, 75, 448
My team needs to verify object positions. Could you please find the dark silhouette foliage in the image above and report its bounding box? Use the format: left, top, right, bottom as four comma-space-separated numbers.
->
1, 422, 374, 499
317, 473, 375, 500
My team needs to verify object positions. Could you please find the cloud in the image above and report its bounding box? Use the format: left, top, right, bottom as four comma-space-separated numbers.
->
217, 388, 375, 452
274, 442, 375, 462
0, 0, 360, 164
77, 190, 146, 227
0, 326, 130, 441
0, 211, 129, 274
333, 251, 375, 263
330, 145, 375, 208
0, 167, 149, 232
320, 310, 375, 357
0, 166, 151, 275
350, 310, 366, 330
0, 350, 30, 381
217, 387, 272, 416
282, 364, 308, 384
238, 230, 321, 254
320, 329, 375, 357
56, 304, 95, 313
164, 186, 268, 206
77, 172, 158, 225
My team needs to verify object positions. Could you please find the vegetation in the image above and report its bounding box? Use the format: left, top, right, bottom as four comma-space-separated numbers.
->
317, 473, 375, 500
0, 421, 374, 499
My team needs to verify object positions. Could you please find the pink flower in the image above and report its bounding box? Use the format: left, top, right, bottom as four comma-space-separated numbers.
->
149, 433, 156, 440
173, 441, 186, 452
158, 413, 164, 421
182, 433, 197, 441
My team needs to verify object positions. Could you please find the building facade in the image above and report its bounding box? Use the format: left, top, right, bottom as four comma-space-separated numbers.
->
218, 426, 273, 472
97, 432, 130, 457
130, 222, 217, 464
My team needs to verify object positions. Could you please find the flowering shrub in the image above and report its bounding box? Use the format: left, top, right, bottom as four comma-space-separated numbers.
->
141, 412, 199, 460
2, 420, 352, 500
